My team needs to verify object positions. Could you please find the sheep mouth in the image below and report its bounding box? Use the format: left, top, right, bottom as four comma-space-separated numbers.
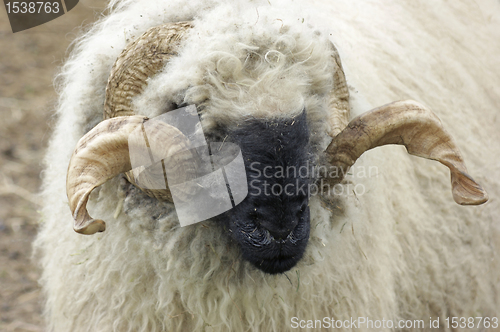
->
254, 255, 302, 275
230, 216, 310, 274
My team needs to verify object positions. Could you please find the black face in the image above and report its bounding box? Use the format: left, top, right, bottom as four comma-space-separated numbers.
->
216, 111, 312, 274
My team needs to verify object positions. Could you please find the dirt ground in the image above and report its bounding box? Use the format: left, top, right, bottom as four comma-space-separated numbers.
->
0, 1, 107, 331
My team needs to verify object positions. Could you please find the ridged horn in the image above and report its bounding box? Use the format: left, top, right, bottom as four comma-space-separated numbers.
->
327, 42, 350, 137
67, 116, 197, 234
67, 22, 196, 234
324, 100, 488, 205
104, 21, 193, 119
104, 21, 194, 202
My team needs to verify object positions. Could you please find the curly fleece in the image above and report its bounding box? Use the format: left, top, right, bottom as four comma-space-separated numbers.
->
34, 0, 500, 331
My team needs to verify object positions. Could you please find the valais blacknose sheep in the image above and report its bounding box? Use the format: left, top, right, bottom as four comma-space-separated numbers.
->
35, 0, 500, 331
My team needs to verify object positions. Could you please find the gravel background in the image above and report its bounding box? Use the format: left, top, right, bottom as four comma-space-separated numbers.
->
0, 2, 107, 331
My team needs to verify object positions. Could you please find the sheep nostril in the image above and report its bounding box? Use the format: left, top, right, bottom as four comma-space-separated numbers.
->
263, 219, 299, 241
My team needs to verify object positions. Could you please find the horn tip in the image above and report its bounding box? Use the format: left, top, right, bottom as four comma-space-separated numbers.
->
453, 189, 489, 206
74, 219, 106, 235
451, 171, 489, 206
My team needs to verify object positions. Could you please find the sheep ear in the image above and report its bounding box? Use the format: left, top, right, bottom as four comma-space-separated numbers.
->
66, 116, 198, 234
324, 100, 488, 205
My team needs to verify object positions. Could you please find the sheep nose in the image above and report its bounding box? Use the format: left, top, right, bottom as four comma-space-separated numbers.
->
261, 219, 299, 241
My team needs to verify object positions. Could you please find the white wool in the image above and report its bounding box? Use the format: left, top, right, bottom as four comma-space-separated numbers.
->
34, 0, 500, 331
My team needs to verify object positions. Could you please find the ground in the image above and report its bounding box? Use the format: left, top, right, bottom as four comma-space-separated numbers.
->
0, 1, 107, 331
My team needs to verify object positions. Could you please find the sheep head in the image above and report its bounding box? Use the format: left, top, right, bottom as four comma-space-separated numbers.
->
66, 22, 488, 274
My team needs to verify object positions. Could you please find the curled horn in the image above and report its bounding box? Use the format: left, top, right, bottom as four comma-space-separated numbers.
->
66, 22, 195, 234
67, 116, 196, 234
324, 100, 488, 205
104, 21, 194, 201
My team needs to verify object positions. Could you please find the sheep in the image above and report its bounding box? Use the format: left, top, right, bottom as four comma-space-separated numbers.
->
34, 0, 500, 331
